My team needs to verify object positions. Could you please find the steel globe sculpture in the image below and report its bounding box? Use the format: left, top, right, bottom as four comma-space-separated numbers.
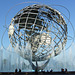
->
8, 4, 67, 70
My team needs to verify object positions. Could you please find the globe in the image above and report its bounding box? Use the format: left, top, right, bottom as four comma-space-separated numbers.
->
8, 4, 67, 62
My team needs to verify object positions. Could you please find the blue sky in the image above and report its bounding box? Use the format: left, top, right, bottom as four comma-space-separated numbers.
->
0, 0, 75, 50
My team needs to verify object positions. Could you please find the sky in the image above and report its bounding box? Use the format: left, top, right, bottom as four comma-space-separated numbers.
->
0, 0, 75, 51
0, 0, 75, 48
0, 0, 75, 71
